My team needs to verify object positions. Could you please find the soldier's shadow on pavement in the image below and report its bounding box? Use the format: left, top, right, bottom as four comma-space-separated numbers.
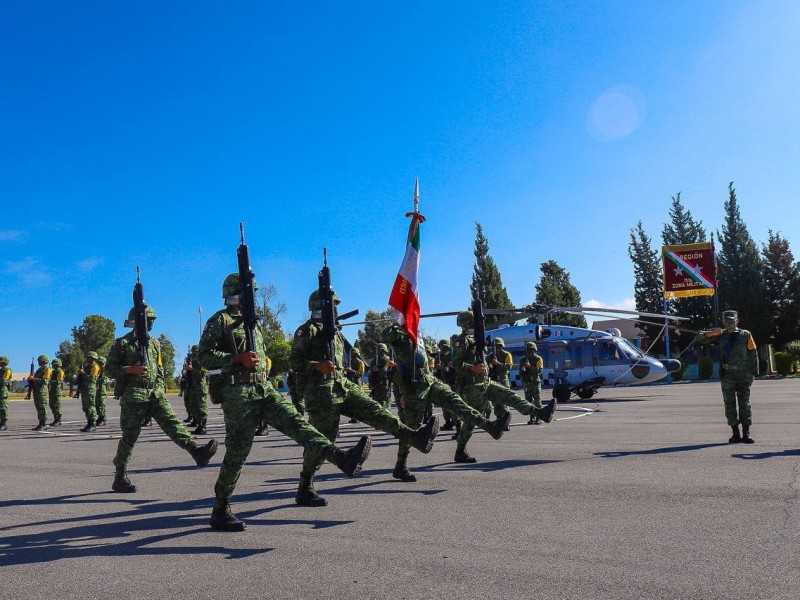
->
595, 442, 729, 458
0, 494, 275, 567
732, 448, 800, 460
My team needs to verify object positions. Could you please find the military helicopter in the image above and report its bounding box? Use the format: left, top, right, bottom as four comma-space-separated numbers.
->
480, 304, 687, 402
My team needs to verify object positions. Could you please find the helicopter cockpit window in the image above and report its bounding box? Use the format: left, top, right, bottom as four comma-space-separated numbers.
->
597, 341, 623, 362
618, 339, 644, 359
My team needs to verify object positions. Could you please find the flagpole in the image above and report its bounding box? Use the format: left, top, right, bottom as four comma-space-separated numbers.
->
411, 178, 419, 383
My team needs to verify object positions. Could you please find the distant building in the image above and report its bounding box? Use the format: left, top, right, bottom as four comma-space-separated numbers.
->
591, 319, 641, 342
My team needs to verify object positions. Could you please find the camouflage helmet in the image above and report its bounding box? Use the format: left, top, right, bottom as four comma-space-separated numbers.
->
37, 354, 50, 364
438, 339, 450, 348
456, 311, 474, 328
0, 356, 9, 364
721, 310, 738, 320
86, 351, 99, 361
526, 341, 538, 351
127, 306, 157, 321
51, 358, 62, 367
377, 343, 389, 354
191, 345, 199, 352
494, 337, 505, 348
351, 347, 362, 357
95, 355, 106, 365
308, 289, 341, 311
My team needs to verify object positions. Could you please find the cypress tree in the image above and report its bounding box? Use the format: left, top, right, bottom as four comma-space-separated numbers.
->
628, 221, 664, 347
761, 230, 800, 347
716, 182, 771, 344
532, 260, 587, 328
470, 222, 513, 328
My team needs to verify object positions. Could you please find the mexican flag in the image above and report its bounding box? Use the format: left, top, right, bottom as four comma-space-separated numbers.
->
388, 179, 426, 345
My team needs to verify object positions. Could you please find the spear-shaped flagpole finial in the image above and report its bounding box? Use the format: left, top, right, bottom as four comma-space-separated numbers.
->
413, 177, 419, 213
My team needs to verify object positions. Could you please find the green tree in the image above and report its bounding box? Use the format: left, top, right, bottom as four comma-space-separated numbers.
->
257, 284, 287, 347
356, 309, 393, 361
628, 221, 664, 348
56, 339, 84, 378
266, 337, 291, 378
71, 314, 116, 357
158, 333, 177, 385
762, 230, 800, 347
533, 260, 587, 328
470, 222, 513, 328
716, 182, 771, 343
661, 193, 716, 331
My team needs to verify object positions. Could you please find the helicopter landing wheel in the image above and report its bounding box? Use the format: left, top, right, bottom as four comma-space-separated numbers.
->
553, 383, 571, 403
576, 388, 596, 400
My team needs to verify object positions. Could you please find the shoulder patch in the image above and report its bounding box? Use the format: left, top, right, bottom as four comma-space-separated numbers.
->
295, 328, 305, 337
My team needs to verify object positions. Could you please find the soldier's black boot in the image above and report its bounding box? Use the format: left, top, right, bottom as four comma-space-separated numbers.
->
54, 415, 63, 426
742, 425, 755, 444
210, 503, 246, 532
295, 474, 328, 507
194, 419, 208, 435
96, 417, 106, 427
141, 417, 153, 427
112, 470, 137, 493
728, 425, 742, 444
80, 419, 95, 433
183, 416, 193, 423
392, 456, 417, 482
33, 421, 49, 431
535, 399, 558, 424
484, 412, 511, 440
0, 419, 7, 431
454, 446, 477, 464
408, 416, 440, 454
327, 435, 372, 477
254, 424, 269, 436
49, 416, 60, 427
189, 439, 219, 467
440, 418, 455, 431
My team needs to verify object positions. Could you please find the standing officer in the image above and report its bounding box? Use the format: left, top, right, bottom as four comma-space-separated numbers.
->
368, 344, 394, 408
186, 345, 210, 435
452, 311, 557, 463
488, 337, 514, 430
28, 354, 52, 431
696, 310, 759, 443
0, 356, 11, 430
519, 342, 545, 425
105, 305, 219, 495
49, 358, 65, 426
383, 323, 509, 481
290, 289, 439, 507
199, 273, 373, 531
79, 352, 100, 432
95, 355, 108, 427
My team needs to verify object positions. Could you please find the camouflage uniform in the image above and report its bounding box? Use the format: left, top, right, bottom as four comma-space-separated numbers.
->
368, 345, 393, 408
488, 338, 514, 421
95, 355, 107, 426
30, 355, 52, 430
520, 342, 544, 424
383, 324, 505, 478
48, 359, 65, 426
0, 357, 11, 429
286, 369, 304, 414
696, 310, 759, 442
188, 347, 209, 433
105, 306, 217, 492
452, 311, 555, 462
346, 348, 367, 386
290, 293, 436, 505
200, 275, 370, 525
79, 353, 99, 430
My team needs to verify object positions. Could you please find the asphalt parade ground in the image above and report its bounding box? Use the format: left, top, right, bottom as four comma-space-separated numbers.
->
1, 378, 799, 599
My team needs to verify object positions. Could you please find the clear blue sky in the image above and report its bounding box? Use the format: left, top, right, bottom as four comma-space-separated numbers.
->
3, 0, 799, 376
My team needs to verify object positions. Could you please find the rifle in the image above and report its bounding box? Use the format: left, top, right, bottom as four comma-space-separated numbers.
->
236, 223, 258, 355
132, 266, 150, 368
25, 357, 34, 399
318, 248, 338, 366
472, 293, 486, 366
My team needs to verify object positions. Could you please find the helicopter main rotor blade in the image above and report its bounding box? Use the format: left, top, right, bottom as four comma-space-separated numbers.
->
553, 306, 690, 322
